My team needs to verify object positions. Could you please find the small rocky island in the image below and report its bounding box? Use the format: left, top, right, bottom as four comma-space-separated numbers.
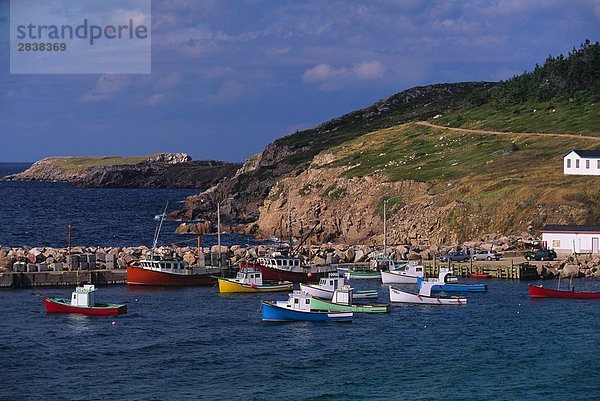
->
4, 153, 241, 189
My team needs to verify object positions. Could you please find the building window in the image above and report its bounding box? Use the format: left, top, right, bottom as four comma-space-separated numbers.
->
552, 240, 560, 248
586, 160, 590, 169
598, 160, 600, 169
576, 159, 580, 168
567, 159, 571, 168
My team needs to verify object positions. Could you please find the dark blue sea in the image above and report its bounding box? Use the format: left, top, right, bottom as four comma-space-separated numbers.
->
0, 163, 257, 248
1, 163, 600, 400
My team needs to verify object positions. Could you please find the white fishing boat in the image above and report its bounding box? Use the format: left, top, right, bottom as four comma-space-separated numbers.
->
300, 273, 378, 300
389, 281, 467, 305
380, 261, 425, 284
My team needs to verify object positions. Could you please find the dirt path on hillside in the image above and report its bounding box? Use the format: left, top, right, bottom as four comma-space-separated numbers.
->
416, 121, 600, 141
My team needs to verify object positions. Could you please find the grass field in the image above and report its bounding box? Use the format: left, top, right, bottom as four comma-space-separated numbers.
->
53, 155, 159, 173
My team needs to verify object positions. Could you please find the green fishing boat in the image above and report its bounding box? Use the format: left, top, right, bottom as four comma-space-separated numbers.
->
310, 285, 391, 313
344, 265, 381, 280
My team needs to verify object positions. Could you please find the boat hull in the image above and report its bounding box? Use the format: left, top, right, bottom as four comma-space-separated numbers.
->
344, 271, 381, 280
381, 270, 419, 284
389, 287, 467, 305
217, 278, 293, 293
431, 283, 487, 292
310, 297, 390, 313
299, 283, 378, 300
528, 285, 600, 299
261, 301, 352, 322
254, 264, 334, 283
126, 266, 218, 286
44, 297, 127, 316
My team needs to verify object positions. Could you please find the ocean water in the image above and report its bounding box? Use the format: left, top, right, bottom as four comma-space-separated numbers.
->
0, 163, 257, 248
1, 279, 599, 401
1, 163, 599, 400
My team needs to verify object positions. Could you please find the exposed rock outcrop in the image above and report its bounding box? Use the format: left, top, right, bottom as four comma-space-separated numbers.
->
4, 154, 241, 189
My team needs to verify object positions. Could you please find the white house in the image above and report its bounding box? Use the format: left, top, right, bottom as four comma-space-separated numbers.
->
564, 150, 600, 176
541, 225, 600, 254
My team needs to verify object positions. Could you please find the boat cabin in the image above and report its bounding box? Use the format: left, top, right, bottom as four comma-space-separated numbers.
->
395, 261, 424, 275
284, 291, 313, 311
318, 273, 345, 290
332, 285, 354, 305
71, 285, 96, 307
140, 254, 188, 272
236, 269, 263, 286
257, 254, 306, 272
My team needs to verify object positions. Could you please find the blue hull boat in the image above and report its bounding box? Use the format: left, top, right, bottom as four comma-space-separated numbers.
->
418, 278, 487, 292
261, 301, 353, 322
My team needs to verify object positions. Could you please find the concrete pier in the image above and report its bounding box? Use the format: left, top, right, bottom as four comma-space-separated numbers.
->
0, 269, 127, 288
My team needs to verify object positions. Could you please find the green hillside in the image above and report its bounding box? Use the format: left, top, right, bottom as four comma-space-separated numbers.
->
436, 40, 600, 134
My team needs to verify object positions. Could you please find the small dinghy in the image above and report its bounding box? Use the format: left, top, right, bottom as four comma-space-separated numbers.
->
300, 273, 378, 300
389, 281, 467, 305
217, 268, 293, 293
529, 276, 600, 299
311, 285, 390, 313
261, 291, 353, 322
43, 285, 126, 316
381, 261, 425, 284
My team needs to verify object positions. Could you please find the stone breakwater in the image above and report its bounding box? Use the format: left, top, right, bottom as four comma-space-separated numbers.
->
1, 241, 599, 278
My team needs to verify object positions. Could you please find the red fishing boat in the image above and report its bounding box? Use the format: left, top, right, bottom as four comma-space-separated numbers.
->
528, 284, 600, 299
470, 272, 492, 279
43, 285, 126, 316
127, 256, 220, 286
248, 252, 337, 283
126, 203, 221, 286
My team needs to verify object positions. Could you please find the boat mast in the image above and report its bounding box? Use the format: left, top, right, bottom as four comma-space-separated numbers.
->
152, 202, 169, 256
67, 224, 71, 271
217, 201, 221, 268
383, 198, 389, 256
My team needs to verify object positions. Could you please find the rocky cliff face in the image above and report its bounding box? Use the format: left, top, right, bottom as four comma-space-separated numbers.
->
173, 82, 495, 223
4, 154, 240, 189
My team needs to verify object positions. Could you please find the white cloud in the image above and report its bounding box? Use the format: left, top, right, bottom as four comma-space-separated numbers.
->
81, 75, 130, 102
146, 93, 165, 106
302, 61, 385, 90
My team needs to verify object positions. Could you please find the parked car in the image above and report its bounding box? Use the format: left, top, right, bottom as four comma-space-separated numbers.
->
471, 250, 502, 261
439, 251, 470, 263
524, 249, 557, 261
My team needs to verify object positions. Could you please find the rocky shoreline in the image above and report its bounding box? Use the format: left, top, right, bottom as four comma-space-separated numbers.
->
3, 153, 241, 189
1, 239, 599, 278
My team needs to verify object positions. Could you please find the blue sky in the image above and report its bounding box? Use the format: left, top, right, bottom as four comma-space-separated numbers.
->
1, 0, 599, 162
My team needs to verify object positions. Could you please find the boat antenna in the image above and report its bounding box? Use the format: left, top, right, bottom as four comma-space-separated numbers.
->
152, 202, 169, 253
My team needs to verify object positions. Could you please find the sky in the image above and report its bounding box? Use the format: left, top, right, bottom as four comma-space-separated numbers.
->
0, 0, 599, 163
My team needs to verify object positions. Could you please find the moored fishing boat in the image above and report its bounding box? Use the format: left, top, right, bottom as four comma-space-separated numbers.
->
300, 273, 378, 300
389, 281, 467, 305
217, 268, 293, 293
261, 291, 353, 322
127, 254, 221, 286
470, 272, 492, 279
311, 285, 390, 313
419, 268, 487, 292
252, 251, 337, 283
344, 265, 381, 280
528, 284, 600, 299
381, 261, 425, 284
127, 203, 221, 286
43, 285, 127, 315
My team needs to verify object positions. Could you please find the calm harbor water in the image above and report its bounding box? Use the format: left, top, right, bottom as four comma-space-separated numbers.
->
1, 163, 599, 400
1, 279, 599, 401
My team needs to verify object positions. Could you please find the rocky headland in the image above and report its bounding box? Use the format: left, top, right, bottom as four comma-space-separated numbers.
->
4, 153, 241, 189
